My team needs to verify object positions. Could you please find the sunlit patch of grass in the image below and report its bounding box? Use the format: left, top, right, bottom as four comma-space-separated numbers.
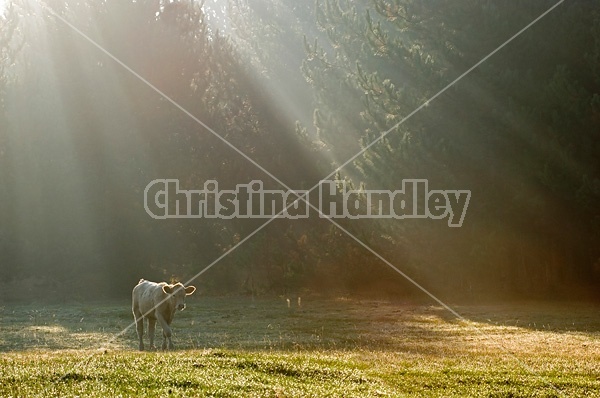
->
0, 299, 599, 396
0, 350, 391, 397
24, 325, 68, 333
0, 301, 132, 351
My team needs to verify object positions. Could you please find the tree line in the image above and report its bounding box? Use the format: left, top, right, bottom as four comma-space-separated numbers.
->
0, 0, 598, 301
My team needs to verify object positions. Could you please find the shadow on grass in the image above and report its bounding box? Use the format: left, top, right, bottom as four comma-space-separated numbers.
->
0, 297, 598, 355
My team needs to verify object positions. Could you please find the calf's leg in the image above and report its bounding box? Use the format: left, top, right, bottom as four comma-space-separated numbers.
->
148, 317, 157, 350
133, 310, 145, 351
157, 313, 174, 350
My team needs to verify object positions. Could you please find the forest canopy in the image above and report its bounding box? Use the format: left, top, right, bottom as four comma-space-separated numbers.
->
0, 0, 598, 301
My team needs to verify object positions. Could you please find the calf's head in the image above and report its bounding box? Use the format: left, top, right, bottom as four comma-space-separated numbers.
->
162, 283, 196, 311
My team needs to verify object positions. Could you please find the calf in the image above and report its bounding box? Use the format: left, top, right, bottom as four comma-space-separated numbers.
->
132, 279, 196, 351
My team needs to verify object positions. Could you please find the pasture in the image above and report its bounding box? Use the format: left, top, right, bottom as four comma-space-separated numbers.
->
0, 297, 598, 397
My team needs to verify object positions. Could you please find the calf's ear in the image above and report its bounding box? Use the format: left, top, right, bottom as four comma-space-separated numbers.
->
162, 285, 174, 295
185, 286, 196, 295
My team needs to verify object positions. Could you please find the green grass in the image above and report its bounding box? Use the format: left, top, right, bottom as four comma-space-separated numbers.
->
0, 298, 599, 396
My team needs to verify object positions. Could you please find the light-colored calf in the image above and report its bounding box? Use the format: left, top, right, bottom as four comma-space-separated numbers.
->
132, 279, 196, 351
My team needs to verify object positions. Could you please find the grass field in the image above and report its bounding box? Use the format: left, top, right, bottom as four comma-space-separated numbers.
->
0, 297, 598, 397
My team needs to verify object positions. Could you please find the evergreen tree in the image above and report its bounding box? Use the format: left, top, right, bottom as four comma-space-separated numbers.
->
300, 0, 600, 298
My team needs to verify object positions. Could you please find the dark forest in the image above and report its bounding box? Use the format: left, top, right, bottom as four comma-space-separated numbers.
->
1, 0, 599, 302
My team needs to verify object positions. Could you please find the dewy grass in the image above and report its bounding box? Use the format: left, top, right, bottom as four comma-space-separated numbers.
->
0, 298, 598, 396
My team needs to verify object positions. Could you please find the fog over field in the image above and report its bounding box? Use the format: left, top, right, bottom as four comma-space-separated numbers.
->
1, 0, 599, 395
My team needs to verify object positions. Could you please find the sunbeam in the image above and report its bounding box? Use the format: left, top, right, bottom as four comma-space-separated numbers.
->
1, 1, 599, 396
